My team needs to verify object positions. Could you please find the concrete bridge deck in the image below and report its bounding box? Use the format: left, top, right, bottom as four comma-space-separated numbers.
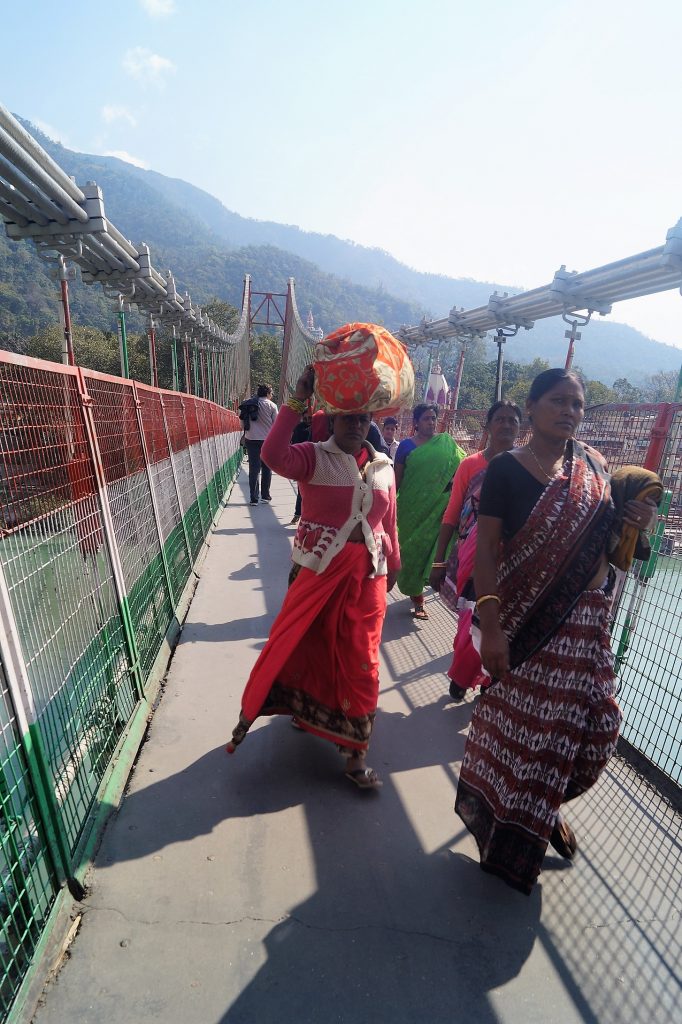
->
31, 470, 681, 1024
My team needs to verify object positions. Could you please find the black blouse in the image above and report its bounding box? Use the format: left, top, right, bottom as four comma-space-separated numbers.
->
478, 451, 547, 538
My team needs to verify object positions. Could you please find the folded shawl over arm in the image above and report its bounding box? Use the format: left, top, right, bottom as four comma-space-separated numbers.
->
607, 466, 663, 571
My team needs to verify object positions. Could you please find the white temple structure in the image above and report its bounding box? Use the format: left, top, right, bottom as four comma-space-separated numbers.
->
425, 364, 449, 407
306, 309, 324, 341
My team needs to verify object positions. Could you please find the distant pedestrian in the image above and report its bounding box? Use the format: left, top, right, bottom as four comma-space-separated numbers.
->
244, 384, 278, 505
382, 416, 399, 461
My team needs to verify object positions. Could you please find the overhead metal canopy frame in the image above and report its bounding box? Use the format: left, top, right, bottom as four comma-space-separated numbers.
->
397, 224, 682, 349
0, 102, 680, 360
0, 104, 244, 354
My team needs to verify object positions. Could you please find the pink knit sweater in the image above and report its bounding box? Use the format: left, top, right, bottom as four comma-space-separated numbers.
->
262, 406, 400, 576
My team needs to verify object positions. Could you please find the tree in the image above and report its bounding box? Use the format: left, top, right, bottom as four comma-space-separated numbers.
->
583, 379, 615, 407
250, 332, 282, 395
204, 298, 240, 333
641, 370, 679, 403
612, 377, 643, 403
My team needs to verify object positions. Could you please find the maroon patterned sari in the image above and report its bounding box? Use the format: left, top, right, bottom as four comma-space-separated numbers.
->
456, 441, 621, 894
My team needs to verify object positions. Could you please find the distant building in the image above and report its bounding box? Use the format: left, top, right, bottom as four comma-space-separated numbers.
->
306, 308, 324, 340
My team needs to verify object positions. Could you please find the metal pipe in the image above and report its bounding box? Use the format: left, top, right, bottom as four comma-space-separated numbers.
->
148, 317, 158, 389
58, 256, 75, 366
171, 326, 179, 391
183, 334, 191, 394
0, 124, 88, 222
0, 152, 70, 224
0, 181, 50, 225
117, 295, 130, 378
494, 333, 505, 402
0, 196, 28, 226
0, 104, 86, 202
450, 341, 466, 413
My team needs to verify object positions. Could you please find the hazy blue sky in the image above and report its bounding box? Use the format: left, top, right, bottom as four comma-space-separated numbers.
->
2, 0, 681, 348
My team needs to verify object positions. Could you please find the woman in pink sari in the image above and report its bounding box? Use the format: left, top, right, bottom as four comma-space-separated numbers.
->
430, 401, 521, 699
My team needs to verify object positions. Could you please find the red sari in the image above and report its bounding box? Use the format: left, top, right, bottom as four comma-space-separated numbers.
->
228, 449, 388, 754
229, 543, 386, 752
456, 441, 621, 894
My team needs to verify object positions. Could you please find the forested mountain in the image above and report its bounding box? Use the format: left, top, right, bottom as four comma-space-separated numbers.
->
1, 117, 680, 385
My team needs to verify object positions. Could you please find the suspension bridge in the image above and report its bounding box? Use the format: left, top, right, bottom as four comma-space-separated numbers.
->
0, 105, 680, 1023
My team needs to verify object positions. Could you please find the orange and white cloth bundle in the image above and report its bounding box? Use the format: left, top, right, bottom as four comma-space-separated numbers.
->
313, 323, 415, 417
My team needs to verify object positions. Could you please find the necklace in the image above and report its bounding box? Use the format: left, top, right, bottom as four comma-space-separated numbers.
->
526, 443, 564, 483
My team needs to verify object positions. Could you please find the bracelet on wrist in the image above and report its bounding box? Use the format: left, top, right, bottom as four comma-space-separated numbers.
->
287, 397, 306, 413
476, 594, 501, 610
432, 561, 447, 569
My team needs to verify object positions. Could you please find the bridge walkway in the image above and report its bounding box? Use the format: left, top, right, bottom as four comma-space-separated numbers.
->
31, 469, 681, 1024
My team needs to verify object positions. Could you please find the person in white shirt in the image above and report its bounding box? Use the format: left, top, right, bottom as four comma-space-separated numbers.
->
244, 384, 278, 505
382, 417, 399, 462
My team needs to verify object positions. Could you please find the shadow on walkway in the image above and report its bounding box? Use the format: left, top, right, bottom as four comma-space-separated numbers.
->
33, 472, 681, 1024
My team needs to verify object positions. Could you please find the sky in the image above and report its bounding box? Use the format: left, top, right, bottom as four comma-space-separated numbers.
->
2, 0, 681, 348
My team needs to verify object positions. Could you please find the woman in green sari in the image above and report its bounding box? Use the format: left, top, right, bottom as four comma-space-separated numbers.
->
395, 404, 465, 620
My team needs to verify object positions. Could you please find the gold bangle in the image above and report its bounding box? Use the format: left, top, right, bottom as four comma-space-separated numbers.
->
432, 561, 447, 568
476, 594, 501, 610
286, 397, 306, 413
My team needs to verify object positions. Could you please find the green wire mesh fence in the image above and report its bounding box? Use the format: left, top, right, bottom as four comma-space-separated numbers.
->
440, 400, 682, 789
0, 350, 243, 1020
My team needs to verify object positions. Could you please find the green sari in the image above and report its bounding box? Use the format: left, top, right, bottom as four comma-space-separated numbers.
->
397, 433, 465, 596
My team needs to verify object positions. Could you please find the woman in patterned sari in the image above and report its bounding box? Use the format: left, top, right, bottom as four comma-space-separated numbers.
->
456, 369, 658, 894
430, 401, 522, 699
395, 404, 465, 619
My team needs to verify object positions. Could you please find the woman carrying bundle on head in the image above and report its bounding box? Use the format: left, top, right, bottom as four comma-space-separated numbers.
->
227, 323, 414, 790
430, 400, 522, 699
394, 404, 465, 620
455, 368, 660, 894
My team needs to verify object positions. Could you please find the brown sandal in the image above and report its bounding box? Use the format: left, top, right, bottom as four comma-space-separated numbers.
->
345, 767, 383, 790
550, 813, 578, 859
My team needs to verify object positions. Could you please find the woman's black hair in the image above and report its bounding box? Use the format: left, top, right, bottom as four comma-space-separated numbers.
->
527, 368, 583, 403
412, 403, 438, 423
486, 399, 522, 424
256, 383, 273, 398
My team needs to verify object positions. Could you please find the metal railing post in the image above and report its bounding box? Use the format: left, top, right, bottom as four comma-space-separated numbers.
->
132, 382, 177, 607
0, 563, 80, 896
117, 294, 130, 378
75, 369, 146, 704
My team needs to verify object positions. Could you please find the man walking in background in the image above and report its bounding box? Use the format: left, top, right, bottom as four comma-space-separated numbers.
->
244, 384, 278, 505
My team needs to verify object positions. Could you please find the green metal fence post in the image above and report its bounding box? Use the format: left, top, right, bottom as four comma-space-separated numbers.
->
117, 295, 130, 379
171, 326, 179, 392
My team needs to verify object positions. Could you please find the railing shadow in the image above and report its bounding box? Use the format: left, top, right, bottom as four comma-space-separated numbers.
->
90, 513, 680, 1023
